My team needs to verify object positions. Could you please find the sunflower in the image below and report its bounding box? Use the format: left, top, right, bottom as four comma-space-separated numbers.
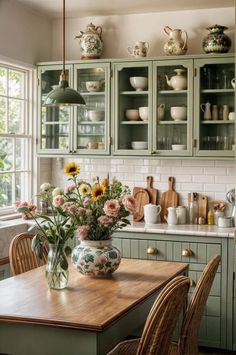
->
91, 184, 106, 201
64, 162, 80, 177
79, 183, 91, 196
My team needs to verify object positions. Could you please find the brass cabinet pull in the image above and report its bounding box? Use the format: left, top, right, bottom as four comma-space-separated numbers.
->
189, 278, 196, 287
147, 246, 158, 254
181, 248, 193, 257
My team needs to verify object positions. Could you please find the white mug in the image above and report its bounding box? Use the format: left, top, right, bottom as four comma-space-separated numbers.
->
144, 204, 161, 224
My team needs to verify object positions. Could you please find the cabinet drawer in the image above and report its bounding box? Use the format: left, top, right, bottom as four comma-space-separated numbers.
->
113, 237, 222, 265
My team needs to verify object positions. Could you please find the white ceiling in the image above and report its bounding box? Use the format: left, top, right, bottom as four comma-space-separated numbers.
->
15, 0, 234, 19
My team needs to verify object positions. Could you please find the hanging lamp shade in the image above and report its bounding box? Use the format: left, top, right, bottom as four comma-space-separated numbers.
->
44, 0, 85, 107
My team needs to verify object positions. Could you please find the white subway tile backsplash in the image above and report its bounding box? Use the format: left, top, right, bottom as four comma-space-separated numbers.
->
39, 158, 235, 209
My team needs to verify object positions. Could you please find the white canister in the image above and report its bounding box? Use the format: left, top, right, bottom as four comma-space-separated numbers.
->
218, 216, 232, 228
176, 206, 187, 224
214, 210, 225, 225
144, 204, 161, 224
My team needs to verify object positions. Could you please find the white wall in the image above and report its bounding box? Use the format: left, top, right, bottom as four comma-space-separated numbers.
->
0, 0, 52, 65
52, 7, 234, 60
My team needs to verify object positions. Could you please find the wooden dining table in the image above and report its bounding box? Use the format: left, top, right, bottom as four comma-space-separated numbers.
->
0, 258, 188, 355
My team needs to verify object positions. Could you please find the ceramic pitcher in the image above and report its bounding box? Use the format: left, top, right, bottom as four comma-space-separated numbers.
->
164, 207, 178, 225
127, 41, 149, 57
75, 23, 103, 59
201, 102, 211, 120
163, 26, 188, 55
144, 204, 161, 224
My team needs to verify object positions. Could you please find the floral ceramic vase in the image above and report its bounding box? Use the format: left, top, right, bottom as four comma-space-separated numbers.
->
75, 22, 103, 59
45, 243, 69, 289
71, 239, 121, 277
202, 25, 231, 54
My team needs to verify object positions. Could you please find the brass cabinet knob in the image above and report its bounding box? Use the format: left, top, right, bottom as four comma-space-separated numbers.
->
147, 246, 158, 254
181, 248, 193, 257
189, 278, 196, 287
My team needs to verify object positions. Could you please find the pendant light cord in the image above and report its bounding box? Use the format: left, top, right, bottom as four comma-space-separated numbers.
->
61, 0, 66, 81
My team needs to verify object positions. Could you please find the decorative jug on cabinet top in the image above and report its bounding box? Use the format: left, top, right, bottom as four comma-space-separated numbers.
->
164, 207, 178, 225
163, 26, 188, 56
165, 69, 187, 90
75, 22, 103, 59
202, 25, 231, 54
127, 41, 149, 57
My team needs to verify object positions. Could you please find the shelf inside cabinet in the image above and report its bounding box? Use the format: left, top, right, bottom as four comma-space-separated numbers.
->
201, 89, 234, 94
121, 121, 148, 125
81, 92, 105, 96
79, 121, 105, 125
158, 90, 187, 95
43, 121, 69, 125
201, 120, 234, 124
79, 133, 104, 137
158, 120, 188, 124
120, 91, 148, 96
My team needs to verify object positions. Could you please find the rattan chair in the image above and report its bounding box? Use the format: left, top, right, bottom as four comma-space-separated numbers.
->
9, 232, 48, 275
107, 275, 190, 355
168, 254, 221, 355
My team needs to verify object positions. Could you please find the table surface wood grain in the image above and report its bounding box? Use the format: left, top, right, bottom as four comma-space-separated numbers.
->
0, 258, 188, 331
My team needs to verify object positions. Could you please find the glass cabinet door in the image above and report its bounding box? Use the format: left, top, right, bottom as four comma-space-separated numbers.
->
194, 56, 235, 157
153, 59, 193, 156
112, 61, 152, 155
74, 62, 110, 155
38, 65, 73, 154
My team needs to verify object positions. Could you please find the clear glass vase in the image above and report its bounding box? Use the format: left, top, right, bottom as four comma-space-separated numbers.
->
45, 243, 69, 290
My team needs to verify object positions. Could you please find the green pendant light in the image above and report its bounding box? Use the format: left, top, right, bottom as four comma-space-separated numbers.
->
44, 0, 85, 107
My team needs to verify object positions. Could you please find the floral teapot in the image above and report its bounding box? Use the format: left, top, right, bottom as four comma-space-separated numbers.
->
165, 69, 187, 90
163, 26, 188, 55
75, 22, 103, 59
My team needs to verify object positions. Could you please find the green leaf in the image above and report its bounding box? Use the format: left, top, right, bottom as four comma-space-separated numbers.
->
60, 257, 68, 271
109, 251, 118, 259
64, 246, 72, 256
17, 206, 30, 213
84, 254, 94, 263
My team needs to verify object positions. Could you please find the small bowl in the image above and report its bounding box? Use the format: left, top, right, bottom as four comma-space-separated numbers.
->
125, 109, 140, 121
131, 141, 148, 149
87, 110, 104, 121
129, 77, 148, 91
172, 144, 186, 151
228, 112, 236, 121
138, 107, 148, 121
86, 81, 101, 92
170, 106, 187, 121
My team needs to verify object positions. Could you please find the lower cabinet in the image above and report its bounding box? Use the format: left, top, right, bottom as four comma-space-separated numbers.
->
113, 231, 231, 350
0, 263, 11, 280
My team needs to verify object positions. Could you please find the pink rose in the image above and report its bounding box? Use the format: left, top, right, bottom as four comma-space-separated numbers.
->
83, 197, 92, 207
98, 215, 114, 227
122, 194, 137, 213
64, 184, 76, 194
53, 195, 64, 207
103, 199, 120, 217
78, 225, 90, 240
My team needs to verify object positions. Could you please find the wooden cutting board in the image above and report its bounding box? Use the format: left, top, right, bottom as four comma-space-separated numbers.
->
198, 195, 208, 223
133, 187, 150, 221
146, 176, 158, 205
160, 177, 179, 222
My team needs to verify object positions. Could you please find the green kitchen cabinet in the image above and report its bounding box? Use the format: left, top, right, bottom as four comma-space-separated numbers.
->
194, 56, 235, 157
37, 62, 111, 156
0, 263, 10, 280
37, 54, 234, 158
113, 231, 231, 349
227, 237, 236, 351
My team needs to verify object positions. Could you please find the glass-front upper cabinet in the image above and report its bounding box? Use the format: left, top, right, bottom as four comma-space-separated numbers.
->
74, 62, 110, 155
194, 56, 235, 157
153, 59, 193, 156
112, 61, 152, 155
38, 64, 73, 154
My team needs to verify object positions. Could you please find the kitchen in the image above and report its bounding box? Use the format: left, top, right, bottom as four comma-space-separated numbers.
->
0, 0, 235, 354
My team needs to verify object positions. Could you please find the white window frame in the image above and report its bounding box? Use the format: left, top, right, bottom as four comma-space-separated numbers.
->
0, 61, 34, 216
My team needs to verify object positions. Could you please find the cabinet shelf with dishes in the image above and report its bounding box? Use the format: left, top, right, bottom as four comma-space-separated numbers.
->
194, 56, 235, 157
121, 121, 148, 125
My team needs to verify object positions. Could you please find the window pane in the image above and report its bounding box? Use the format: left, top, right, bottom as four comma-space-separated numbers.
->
9, 98, 24, 134
9, 70, 24, 99
16, 172, 30, 202
0, 173, 12, 207
0, 97, 7, 133
0, 67, 7, 95
0, 138, 13, 171
16, 138, 28, 170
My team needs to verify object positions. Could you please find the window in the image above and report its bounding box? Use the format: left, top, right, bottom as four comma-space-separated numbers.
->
0, 63, 33, 214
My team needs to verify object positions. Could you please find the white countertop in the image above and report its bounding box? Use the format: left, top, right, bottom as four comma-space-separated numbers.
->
121, 221, 235, 238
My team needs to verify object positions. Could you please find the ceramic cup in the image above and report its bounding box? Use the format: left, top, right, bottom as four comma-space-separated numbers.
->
157, 104, 165, 121
228, 112, 236, 121
138, 107, 148, 121
170, 106, 187, 121
87, 141, 98, 149
86, 81, 101, 92
231, 78, 235, 89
